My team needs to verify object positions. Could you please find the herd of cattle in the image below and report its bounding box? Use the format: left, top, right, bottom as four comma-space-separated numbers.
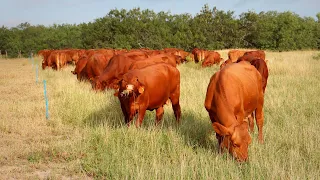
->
38, 48, 269, 162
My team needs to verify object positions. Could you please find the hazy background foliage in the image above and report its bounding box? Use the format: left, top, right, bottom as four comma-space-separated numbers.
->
0, 4, 320, 57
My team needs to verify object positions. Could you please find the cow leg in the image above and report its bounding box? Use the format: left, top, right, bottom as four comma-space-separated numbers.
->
169, 87, 181, 123
155, 106, 164, 125
120, 103, 130, 126
170, 97, 181, 124
136, 107, 147, 127
248, 112, 255, 133
255, 100, 264, 144
216, 133, 223, 153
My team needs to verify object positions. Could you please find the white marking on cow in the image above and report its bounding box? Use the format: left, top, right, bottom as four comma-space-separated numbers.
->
126, 84, 134, 91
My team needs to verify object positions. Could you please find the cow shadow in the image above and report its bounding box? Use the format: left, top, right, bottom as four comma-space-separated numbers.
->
177, 110, 218, 150
82, 95, 125, 128
82, 96, 218, 150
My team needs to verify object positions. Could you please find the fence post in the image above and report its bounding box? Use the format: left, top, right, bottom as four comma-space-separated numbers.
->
43, 80, 49, 120
36, 65, 39, 83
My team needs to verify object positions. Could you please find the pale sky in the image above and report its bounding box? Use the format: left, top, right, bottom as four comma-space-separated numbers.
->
1, 0, 319, 27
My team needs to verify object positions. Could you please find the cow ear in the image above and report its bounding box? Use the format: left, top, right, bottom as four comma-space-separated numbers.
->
138, 86, 145, 94
212, 122, 232, 136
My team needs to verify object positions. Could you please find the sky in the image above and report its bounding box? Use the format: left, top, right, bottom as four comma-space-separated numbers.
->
0, 0, 319, 27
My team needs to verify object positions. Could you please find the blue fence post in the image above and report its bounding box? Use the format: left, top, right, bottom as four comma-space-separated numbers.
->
36, 65, 39, 83
32, 56, 34, 68
43, 80, 49, 120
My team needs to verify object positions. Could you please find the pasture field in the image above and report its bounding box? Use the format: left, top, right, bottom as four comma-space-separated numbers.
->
0, 50, 320, 179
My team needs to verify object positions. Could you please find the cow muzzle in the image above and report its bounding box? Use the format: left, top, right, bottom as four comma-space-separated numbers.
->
120, 84, 134, 97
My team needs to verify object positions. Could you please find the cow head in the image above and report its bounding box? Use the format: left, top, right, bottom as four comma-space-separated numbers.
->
213, 121, 251, 162
42, 60, 47, 70
117, 75, 145, 98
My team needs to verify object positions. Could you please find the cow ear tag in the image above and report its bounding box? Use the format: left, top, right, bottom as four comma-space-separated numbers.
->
138, 87, 144, 94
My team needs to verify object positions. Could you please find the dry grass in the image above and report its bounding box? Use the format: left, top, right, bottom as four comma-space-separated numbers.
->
0, 50, 319, 179
0, 58, 90, 179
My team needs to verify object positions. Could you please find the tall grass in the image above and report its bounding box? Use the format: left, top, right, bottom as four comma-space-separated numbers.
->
1, 50, 319, 179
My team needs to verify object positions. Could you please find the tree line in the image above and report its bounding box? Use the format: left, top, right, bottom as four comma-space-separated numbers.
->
0, 4, 319, 58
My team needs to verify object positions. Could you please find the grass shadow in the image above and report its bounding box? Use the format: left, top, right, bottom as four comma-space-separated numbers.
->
82, 94, 125, 128
177, 109, 218, 150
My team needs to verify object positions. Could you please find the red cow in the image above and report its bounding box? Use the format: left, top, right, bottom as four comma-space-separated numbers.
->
71, 55, 89, 81
79, 53, 111, 81
91, 51, 149, 91
228, 50, 248, 62
241, 50, 266, 61
201, 52, 223, 67
204, 61, 264, 162
43, 51, 59, 70
115, 63, 181, 127
129, 54, 177, 70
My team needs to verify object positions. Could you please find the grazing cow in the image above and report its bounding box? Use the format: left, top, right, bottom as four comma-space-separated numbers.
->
191, 48, 204, 63
228, 50, 248, 62
39, 50, 53, 70
79, 53, 111, 81
71, 55, 89, 81
42, 50, 73, 70
241, 50, 266, 61
201, 52, 223, 67
65, 49, 86, 64
43, 51, 59, 70
192, 48, 221, 64
129, 54, 177, 70
163, 48, 191, 63
91, 51, 149, 91
204, 61, 264, 162
115, 63, 181, 127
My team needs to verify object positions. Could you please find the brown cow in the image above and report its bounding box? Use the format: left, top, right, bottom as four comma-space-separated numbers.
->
204, 61, 264, 162
67, 49, 87, 64
201, 52, 223, 67
91, 51, 149, 91
39, 50, 53, 70
78, 53, 110, 81
71, 55, 89, 81
129, 54, 177, 70
192, 48, 220, 64
42, 50, 73, 70
44, 50, 59, 70
228, 50, 248, 62
115, 63, 181, 127
242, 50, 265, 61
